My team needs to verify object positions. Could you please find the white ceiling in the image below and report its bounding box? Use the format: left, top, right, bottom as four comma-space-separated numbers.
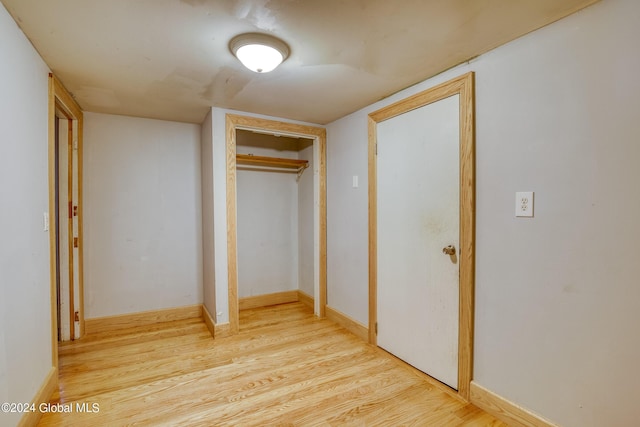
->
2, 0, 598, 125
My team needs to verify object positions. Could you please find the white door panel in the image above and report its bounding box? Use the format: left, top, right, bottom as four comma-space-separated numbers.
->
377, 94, 460, 389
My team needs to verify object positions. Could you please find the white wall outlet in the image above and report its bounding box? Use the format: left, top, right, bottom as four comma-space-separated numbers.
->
516, 192, 534, 217
352, 175, 359, 188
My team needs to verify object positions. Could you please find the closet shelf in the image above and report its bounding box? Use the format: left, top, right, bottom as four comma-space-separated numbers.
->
236, 154, 309, 173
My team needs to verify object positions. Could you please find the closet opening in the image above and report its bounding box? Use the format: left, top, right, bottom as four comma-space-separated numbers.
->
225, 114, 327, 335
236, 130, 315, 319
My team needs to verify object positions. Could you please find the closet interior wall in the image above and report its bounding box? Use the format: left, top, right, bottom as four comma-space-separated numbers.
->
236, 130, 315, 303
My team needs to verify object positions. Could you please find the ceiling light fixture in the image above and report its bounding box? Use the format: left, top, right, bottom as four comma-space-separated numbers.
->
229, 33, 290, 73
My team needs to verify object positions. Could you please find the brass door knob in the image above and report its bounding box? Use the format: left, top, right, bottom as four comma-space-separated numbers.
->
442, 245, 456, 256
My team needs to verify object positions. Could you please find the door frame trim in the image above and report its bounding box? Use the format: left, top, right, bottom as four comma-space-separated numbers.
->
48, 74, 84, 366
367, 72, 475, 400
225, 114, 327, 335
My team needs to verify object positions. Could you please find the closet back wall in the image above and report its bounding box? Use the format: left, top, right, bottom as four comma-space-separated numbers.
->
236, 141, 299, 298
83, 112, 203, 318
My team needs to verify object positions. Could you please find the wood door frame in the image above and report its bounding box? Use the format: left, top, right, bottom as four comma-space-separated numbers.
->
225, 114, 327, 335
48, 74, 84, 366
368, 72, 475, 400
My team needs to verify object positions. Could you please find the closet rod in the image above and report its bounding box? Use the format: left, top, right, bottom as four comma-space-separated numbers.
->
236, 154, 309, 173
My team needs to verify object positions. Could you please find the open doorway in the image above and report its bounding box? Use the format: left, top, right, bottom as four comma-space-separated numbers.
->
54, 109, 80, 341
235, 130, 315, 319
48, 74, 84, 368
225, 114, 327, 335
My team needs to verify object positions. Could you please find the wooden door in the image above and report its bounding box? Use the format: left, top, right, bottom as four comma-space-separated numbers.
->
376, 94, 461, 389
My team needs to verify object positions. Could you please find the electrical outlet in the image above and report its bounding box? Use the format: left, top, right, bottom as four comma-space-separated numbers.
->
516, 192, 534, 217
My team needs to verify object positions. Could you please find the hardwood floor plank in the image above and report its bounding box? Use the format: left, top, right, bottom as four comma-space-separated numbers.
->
39, 302, 506, 426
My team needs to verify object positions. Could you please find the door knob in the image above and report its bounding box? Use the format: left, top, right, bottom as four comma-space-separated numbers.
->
442, 245, 456, 256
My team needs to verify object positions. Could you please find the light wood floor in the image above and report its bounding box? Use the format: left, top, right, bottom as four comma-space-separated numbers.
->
39, 302, 506, 426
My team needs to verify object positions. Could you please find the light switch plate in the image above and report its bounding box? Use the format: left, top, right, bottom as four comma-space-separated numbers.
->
352, 175, 359, 188
516, 192, 534, 217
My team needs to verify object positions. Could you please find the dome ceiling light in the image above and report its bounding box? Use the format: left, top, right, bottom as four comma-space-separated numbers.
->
229, 33, 290, 73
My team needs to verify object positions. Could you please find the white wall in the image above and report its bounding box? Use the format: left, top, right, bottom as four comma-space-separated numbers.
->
83, 112, 203, 318
325, 116, 370, 325
236, 145, 299, 297
201, 109, 216, 314
209, 107, 228, 323
326, 0, 640, 425
298, 144, 315, 297
0, 3, 53, 426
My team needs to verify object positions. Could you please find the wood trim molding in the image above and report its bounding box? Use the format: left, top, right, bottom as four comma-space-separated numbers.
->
202, 304, 216, 338
47, 74, 58, 368
367, 115, 377, 346
369, 73, 472, 123
457, 72, 476, 401
84, 305, 202, 335
297, 290, 314, 309
48, 74, 85, 366
17, 367, 58, 427
318, 128, 327, 319
51, 76, 82, 119
76, 110, 85, 338
66, 116, 75, 341
225, 114, 240, 336
239, 290, 299, 311
225, 114, 327, 336
368, 72, 475, 400
470, 382, 559, 427
325, 306, 369, 342
214, 322, 232, 338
